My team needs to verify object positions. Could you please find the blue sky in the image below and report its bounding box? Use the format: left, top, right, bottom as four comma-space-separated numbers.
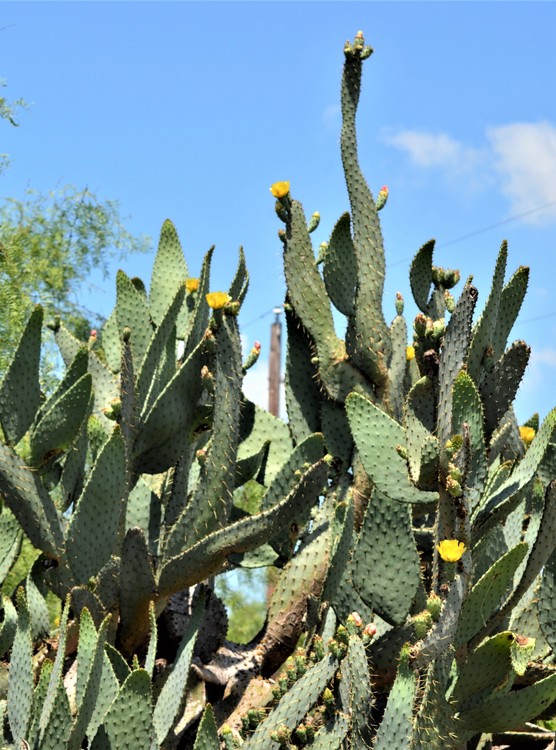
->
2, 2, 556, 423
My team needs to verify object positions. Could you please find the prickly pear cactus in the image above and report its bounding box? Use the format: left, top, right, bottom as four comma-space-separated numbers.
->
1, 29, 556, 750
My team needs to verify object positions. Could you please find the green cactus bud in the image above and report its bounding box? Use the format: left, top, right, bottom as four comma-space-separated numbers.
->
376, 185, 389, 211
431, 266, 445, 286
295, 723, 309, 744
395, 291, 404, 316
444, 289, 455, 313
443, 268, 461, 288
322, 687, 335, 706
272, 685, 282, 702
446, 474, 463, 498
270, 725, 291, 745
247, 708, 264, 729
201, 365, 215, 394
294, 649, 308, 676
278, 228, 287, 245
413, 313, 427, 337
444, 435, 463, 459
432, 318, 445, 340
242, 340, 261, 372
278, 674, 288, 693
426, 592, 442, 622
102, 397, 122, 421
396, 443, 408, 461
360, 44, 373, 60
286, 664, 298, 686
311, 636, 324, 662
413, 610, 433, 639
307, 211, 320, 233
335, 624, 349, 646
447, 462, 462, 483
275, 200, 289, 223
122, 325, 132, 342
316, 241, 328, 265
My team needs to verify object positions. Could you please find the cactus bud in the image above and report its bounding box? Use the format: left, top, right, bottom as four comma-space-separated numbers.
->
444, 435, 463, 459
122, 326, 132, 342
360, 44, 373, 60
447, 462, 462, 483
307, 210, 320, 233
395, 291, 404, 316
294, 650, 307, 676
201, 365, 215, 394
432, 318, 445, 340
322, 687, 335, 706
413, 610, 434, 639
348, 611, 363, 627
431, 266, 445, 286
426, 592, 442, 622
102, 398, 122, 421
316, 241, 328, 265
396, 443, 408, 460
311, 635, 324, 662
278, 228, 287, 245
335, 624, 349, 646
295, 723, 308, 744
362, 622, 377, 645
376, 185, 389, 211
275, 200, 289, 224
413, 313, 427, 337
270, 725, 291, 744
443, 268, 461, 289
196, 448, 207, 468
286, 664, 298, 686
446, 474, 463, 498
444, 290, 455, 313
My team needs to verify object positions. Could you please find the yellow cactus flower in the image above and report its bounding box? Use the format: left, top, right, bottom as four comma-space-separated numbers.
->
406, 345, 415, 361
437, 539, 466, 563
519, 426, 535, 446
185, 278, 199, 293
270, 181, 291, 198
206, 291, 231, 310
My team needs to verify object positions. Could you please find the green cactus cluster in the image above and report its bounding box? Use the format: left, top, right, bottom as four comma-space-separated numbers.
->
1, 29, 556, 749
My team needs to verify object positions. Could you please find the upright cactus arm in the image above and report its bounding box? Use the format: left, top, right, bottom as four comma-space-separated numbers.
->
341, 33, 391, 393
149, 218, 189, 326
0, 305, 43, 445
466, 241, 507, 379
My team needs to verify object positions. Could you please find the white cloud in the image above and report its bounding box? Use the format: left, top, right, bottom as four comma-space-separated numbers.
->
382, 130, 482, 172
384, 122, 556, 225
487, 122, 556, 224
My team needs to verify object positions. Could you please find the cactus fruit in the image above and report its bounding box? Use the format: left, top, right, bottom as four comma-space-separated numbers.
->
0, 29, 555, 750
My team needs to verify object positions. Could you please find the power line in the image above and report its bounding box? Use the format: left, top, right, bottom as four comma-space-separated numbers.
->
387, 199, 556, 269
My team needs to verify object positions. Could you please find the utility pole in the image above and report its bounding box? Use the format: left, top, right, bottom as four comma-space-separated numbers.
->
268, 307, 282, 417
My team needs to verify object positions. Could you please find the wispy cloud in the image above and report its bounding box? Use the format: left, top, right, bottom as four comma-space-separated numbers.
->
487, 122, 556, 225
383, 130, 482, 172
383, 122, 556, 225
